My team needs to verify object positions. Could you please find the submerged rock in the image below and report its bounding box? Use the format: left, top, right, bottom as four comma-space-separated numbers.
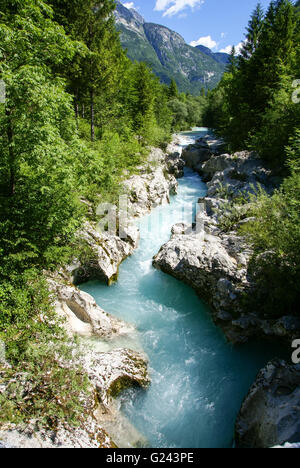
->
235, 359, 300, 448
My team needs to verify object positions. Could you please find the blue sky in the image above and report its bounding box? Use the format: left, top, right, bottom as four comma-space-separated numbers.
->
122, 0, 272, 53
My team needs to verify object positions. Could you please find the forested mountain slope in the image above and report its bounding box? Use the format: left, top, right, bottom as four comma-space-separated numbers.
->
114, 1, 227, 94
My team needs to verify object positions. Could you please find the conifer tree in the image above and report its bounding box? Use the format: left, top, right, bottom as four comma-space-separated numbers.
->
129, 62, 157, 142
226, 46, 238, 74
240, 3, 265, 61
168, 79, 179, 99
50, 0, 125, 140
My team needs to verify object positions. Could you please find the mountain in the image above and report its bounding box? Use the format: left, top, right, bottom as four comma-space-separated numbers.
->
195, 45, 230, 66
114, 2, 228, 94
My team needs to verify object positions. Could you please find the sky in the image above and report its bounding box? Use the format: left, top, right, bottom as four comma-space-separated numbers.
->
121, 0, 272, 53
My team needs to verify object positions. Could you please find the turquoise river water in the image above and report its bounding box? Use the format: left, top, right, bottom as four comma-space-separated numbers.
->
80, 128, 285, 448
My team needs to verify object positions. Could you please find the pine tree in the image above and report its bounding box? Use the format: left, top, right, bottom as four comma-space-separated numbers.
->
206, 0, 299, 164
168, 79, 179, 99
248, 0, 296, 118
50, 0, 125, 141
129, 62, 157, 142
240, 3, 265, 61
226, 46, 238, 74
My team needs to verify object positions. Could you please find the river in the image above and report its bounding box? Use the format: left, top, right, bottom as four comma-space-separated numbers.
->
80, 128, 285, 448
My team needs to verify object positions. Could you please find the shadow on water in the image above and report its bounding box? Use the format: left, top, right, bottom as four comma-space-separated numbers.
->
80, 128, 288, 448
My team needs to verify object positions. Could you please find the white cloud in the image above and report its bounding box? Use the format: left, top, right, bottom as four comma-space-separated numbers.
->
219, 41, 244, 55
190, 35, 218, 49
123, 2, 136, 9
221, 32, 226, 39
155, 0, 204, 17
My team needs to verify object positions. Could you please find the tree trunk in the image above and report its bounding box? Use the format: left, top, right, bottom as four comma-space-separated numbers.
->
82, 104, 85, 119
90, 88, 95, 142
6, 109, 15, 197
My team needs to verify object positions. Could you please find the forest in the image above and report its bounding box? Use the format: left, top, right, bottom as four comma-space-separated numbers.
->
204, 0, 300, 319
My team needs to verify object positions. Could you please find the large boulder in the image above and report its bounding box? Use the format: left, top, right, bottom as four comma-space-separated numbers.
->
0, 423, 115, 449
124, 165, 178, 218
153, 146, 298, 345
69, 222, 140, 285
201, 151, 273, 189
48, 280, 134, 339
235, 360, 300, 448
153, 222, 300, 345
81, 348, 150, 408
166, 151, 185, 178
182, 145, 211, 172
153, 229, 248, 326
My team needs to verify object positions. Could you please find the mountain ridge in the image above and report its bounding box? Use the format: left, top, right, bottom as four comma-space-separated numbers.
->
114, 2, 228, 94
196, 45, 230, 65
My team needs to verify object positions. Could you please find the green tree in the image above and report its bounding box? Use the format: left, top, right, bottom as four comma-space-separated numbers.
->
50, 0, 126, 140
240, 3, 265, 61
168, 78, 179, 99
127, 62, 157, 142
240, 152, 300, 318
0, 0, 92, 429
205, 0, 299, 166
226, 46, 238, 74
168, 98, 188, 130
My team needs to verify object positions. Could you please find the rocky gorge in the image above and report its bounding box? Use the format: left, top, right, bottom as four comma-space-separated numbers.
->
1, 133, 299, 449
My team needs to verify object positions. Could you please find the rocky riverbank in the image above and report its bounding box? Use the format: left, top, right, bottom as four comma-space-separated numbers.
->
51, 147, 180, 287
0, 143, 184, 449
153, 139, 300, 346
0, 345, 150, 448
235, 359, 300, 448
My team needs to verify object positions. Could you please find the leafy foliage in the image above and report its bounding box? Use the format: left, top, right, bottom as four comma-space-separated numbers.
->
240, 164, 300, 318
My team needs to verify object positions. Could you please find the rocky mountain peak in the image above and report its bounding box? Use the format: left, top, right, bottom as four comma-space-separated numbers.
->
114, 2, 228, 93
115, 1, 145, 36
